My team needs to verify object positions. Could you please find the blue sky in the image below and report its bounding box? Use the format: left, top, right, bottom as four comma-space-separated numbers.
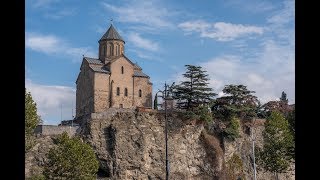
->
26, 0, 295, 125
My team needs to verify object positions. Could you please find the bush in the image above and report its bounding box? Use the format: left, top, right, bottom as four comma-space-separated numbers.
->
226, 154, 245, 180
196, 106, 213, 122
223, 117, 240, 141
44, 132, 99, 180
182, 106, 213, 122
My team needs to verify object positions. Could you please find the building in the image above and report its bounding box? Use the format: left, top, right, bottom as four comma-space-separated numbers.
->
75, 24, 153, 119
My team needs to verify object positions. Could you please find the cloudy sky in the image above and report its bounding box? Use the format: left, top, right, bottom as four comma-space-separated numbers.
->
26, 0, 295, 125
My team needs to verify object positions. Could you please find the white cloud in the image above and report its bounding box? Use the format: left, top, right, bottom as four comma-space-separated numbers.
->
267, 0, 294, 25
102, 0, 173, 31
44, 8, 77, 19
178, 21, 263, 41
198, 40, 294, 104
225, 0, 276, 13
26, 33, 96, 62
32, 0, 60, 8
26, 79, 76, 125
127, 33, 159, 52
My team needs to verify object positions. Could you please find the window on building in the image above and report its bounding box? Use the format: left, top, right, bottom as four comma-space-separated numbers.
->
139, 89, 142, 97
120, 104, 123, 108
110, 44, 114, 56
103, 45, 106, 56
117, 87, 120, 96
124, 88, 128, 96
117, 45, 120, 55
115, 45, 119, 56
121, 66, 124, 74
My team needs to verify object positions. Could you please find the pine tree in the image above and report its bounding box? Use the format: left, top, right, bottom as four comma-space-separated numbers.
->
211, 84, 259, 120
153, 93, 158, 110
280, 91, 288, 104
174, 65, 216, 110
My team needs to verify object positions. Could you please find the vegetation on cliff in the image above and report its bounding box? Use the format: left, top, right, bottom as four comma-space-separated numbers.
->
256, 111, 294, 178
173, 64, 216, 110
43, 132, 99, 180
25, 88, 42, 152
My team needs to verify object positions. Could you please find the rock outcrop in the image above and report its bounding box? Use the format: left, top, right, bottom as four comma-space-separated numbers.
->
25, 109, 295, 180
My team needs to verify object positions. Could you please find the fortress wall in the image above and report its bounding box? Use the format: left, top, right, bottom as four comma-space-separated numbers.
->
34, 125, 79, 137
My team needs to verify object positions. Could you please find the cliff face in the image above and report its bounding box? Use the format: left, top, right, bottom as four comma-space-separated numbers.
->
26, 109, 295, 180
79, 108, 222, 179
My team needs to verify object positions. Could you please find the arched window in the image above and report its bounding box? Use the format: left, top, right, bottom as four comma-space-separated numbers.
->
115, 45, 119, 56
124, 88, 128, 96
139, 89, 142, 97
103, 45, 106, 56
121, 66, 124, 74
109, 44, 114, 56
117, 87, 120, 96
117, 44, 120, 55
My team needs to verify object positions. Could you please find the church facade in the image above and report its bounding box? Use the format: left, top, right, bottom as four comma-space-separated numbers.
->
75, 24, 153, 119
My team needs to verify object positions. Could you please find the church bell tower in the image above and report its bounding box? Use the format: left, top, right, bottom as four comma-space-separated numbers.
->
98, 24, 125, 64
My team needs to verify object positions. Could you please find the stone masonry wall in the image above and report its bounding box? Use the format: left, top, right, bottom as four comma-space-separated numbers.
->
94, 72, 110, 112
133, 77, 152, 108
76, 61, 95, 118
110, 57, 135, 108
34, 125, 78, 137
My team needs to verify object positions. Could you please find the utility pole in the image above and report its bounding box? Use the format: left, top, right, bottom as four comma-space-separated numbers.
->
252, 119, 257, 180
164, 82, 169, 180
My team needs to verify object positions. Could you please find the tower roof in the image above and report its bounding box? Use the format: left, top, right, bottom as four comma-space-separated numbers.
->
99, 24, 125, 43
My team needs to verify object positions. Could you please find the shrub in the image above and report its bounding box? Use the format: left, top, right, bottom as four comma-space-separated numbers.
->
223, 117, 240, 141
43, 132, 99, 180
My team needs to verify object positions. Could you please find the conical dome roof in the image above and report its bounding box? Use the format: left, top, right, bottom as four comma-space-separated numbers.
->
99, 24, 125, 43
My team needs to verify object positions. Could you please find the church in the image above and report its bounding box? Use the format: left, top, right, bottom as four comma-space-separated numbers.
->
75, 24, 153, 119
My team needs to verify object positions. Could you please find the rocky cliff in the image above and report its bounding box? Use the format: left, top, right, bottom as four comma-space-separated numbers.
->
25, 108, 295, 179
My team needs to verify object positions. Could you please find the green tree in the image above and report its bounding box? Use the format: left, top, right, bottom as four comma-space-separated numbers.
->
257, 111, 294, 179
211, 84, 259, 120
25, 88, 41, 151
174, 65, 216, 110
280, 91, 288, 104
286, 108, 295, 160
153, 93, 158, 110
223, 116, 240, 141
44, 132, 99, 180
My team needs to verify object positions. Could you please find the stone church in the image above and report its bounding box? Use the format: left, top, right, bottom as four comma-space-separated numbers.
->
75, 24, 153, 119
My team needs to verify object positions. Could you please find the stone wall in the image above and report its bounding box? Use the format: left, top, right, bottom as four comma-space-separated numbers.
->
76, 61, 95, 118
94, 72, 110, 112
110, 57, 135, 108
133, 76, 152, 108
34, 125, 78, 137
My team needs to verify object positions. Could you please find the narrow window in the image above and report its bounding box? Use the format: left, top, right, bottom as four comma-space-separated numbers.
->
115, 45, 119, 56
121, 66, 124, 74
110, 44, 114, 56
103, 45, 106, 56
139, 89, 142, 97
117, 45, 120, 55
124, 88, 128, 96
117, 87, 120, 96
120, 104, 123, 108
